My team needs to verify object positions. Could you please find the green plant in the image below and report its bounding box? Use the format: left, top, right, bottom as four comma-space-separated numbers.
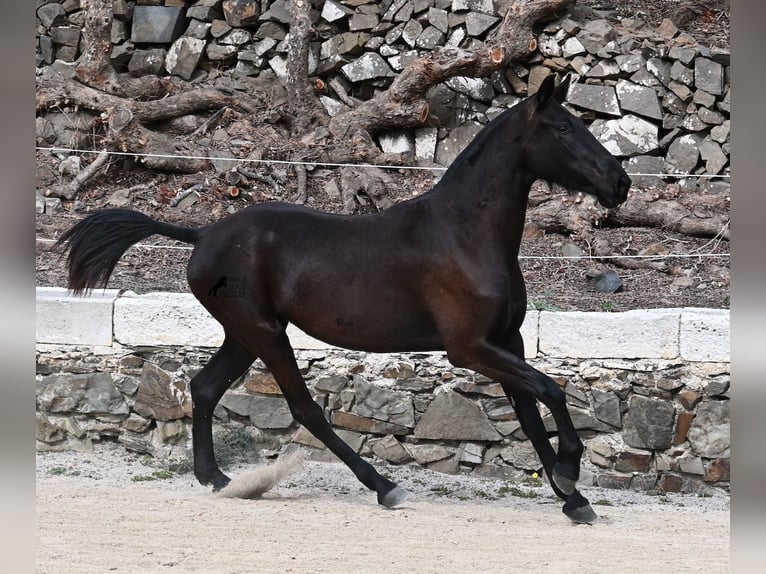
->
600, 300, 616, 312
131, 470, 174, 482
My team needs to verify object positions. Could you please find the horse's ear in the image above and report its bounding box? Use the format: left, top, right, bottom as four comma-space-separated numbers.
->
554, 74, 571, 103
536, 75, 556, 107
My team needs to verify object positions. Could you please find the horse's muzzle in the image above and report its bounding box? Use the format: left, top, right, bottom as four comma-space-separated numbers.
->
598, 172, 631, 208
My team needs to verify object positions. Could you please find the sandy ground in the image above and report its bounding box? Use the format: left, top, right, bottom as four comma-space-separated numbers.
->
37, 444, 729, 574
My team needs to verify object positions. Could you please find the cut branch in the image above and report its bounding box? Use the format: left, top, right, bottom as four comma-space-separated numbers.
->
45, 150, 110, 200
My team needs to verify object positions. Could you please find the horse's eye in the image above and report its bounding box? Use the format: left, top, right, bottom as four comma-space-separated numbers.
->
559, 124, 570, 133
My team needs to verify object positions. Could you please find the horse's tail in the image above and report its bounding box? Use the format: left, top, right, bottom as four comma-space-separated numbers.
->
56, 208, 202, 293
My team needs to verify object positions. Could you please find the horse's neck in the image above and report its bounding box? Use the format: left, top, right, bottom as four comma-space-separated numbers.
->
430, 138, 535, 256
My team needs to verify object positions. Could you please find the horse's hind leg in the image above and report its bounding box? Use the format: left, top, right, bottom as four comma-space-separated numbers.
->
190, 335, 256, 490
503, 332, 597, 523
244, 328, 408, 507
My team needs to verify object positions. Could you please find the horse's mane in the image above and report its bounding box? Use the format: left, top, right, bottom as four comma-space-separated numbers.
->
439, 99, 527, 180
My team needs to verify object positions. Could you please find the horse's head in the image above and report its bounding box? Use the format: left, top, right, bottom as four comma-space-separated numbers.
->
521, 75, 631, 208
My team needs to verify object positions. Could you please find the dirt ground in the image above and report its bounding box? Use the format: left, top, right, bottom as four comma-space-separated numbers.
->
36, 444, 729, 574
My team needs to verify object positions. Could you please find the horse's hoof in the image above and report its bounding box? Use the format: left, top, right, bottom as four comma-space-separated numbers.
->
211, 475, 231, 493
562, 493, 598, 525
379, 486, 409, 508
552, 467, 577, 496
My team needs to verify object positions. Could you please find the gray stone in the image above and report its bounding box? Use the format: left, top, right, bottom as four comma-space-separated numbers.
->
37, 373, 128, 416
341, 52, 395, 82
590, 114, 659, 156
459, 442, 484, 464
527, 65, 552, 95
561, 36, 586, 58
405, 443, 454, 465
464, 12, 499, 37
414, 391, 502, 441
378, 131, 415, 155
697, 107, 725, 125
682, 113, 706, 132
665, 134, 701, 174
542, 405, 611, 432
623, 395, 675, 450
415, 127, 438, 161
694, 58, 724, 96
313, 374, 349, 394
128, 48, 166, 76
220, 29, 251, 46
206, 42, 237, 61
369, 434, 411, 464
717, 88, 730, 114
567, 83, 621, 116
37, 3, 67, 28
670, 60, 694, 86
416, 26, 446, 49
320, 32, 368, 59
668, 46, 697, 66
353, 378, 415, 428
331, 410, 410, 435
222, 0, 261, 27
667, 80, 693, 102
50, 26, 81, 46
710, 120, 730, 144
586, 59, 621, 79
446, 75, 495, 103
401, 18, 423, 47
687, 401, 730, 457
500, 440, 542, 471
383, 0, 409, 21
349, 12, 379, 32
261, 0, 291, 24
428, 7, 449, 34
616, 80, 663, 120
646, 57, 671, 86
576, 19, 617, 54
38, 35, 55, 65
435, 121, 482, 166
623, 155, 666, 187
219, 393, 293, 429
254, 22, 287, 41
452, 0, 493, 13
615, 53, 646, 74
187, 5, 223, 22
538, 34, 561, 58
593, 269, 623, 293
131, 6, 185, 44
699, 139, 728, 175
165, 37, 205, 80
133, 363, 189, 421
321, 0, 353, 23
592, 389, 622, 428
693, 89, 717, 109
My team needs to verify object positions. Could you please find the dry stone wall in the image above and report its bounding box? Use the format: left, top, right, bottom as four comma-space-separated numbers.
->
36, 0, 730, 194
36, 288, 730, 493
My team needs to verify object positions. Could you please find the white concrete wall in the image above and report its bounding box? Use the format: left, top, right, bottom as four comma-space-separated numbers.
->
35, 288, 730, 362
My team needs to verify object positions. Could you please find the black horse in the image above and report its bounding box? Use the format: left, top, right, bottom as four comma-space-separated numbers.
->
58, 75, 630, 523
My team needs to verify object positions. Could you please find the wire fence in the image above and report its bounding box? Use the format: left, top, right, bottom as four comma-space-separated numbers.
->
35, 146, 730, 262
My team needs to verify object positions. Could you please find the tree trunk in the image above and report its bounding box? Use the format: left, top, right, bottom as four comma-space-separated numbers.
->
75, 0, 170, 99
285, 0, 329, 133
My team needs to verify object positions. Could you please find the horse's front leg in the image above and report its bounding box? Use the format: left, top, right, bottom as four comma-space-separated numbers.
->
190, 336, 256, 490
445, 336, 596, 523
